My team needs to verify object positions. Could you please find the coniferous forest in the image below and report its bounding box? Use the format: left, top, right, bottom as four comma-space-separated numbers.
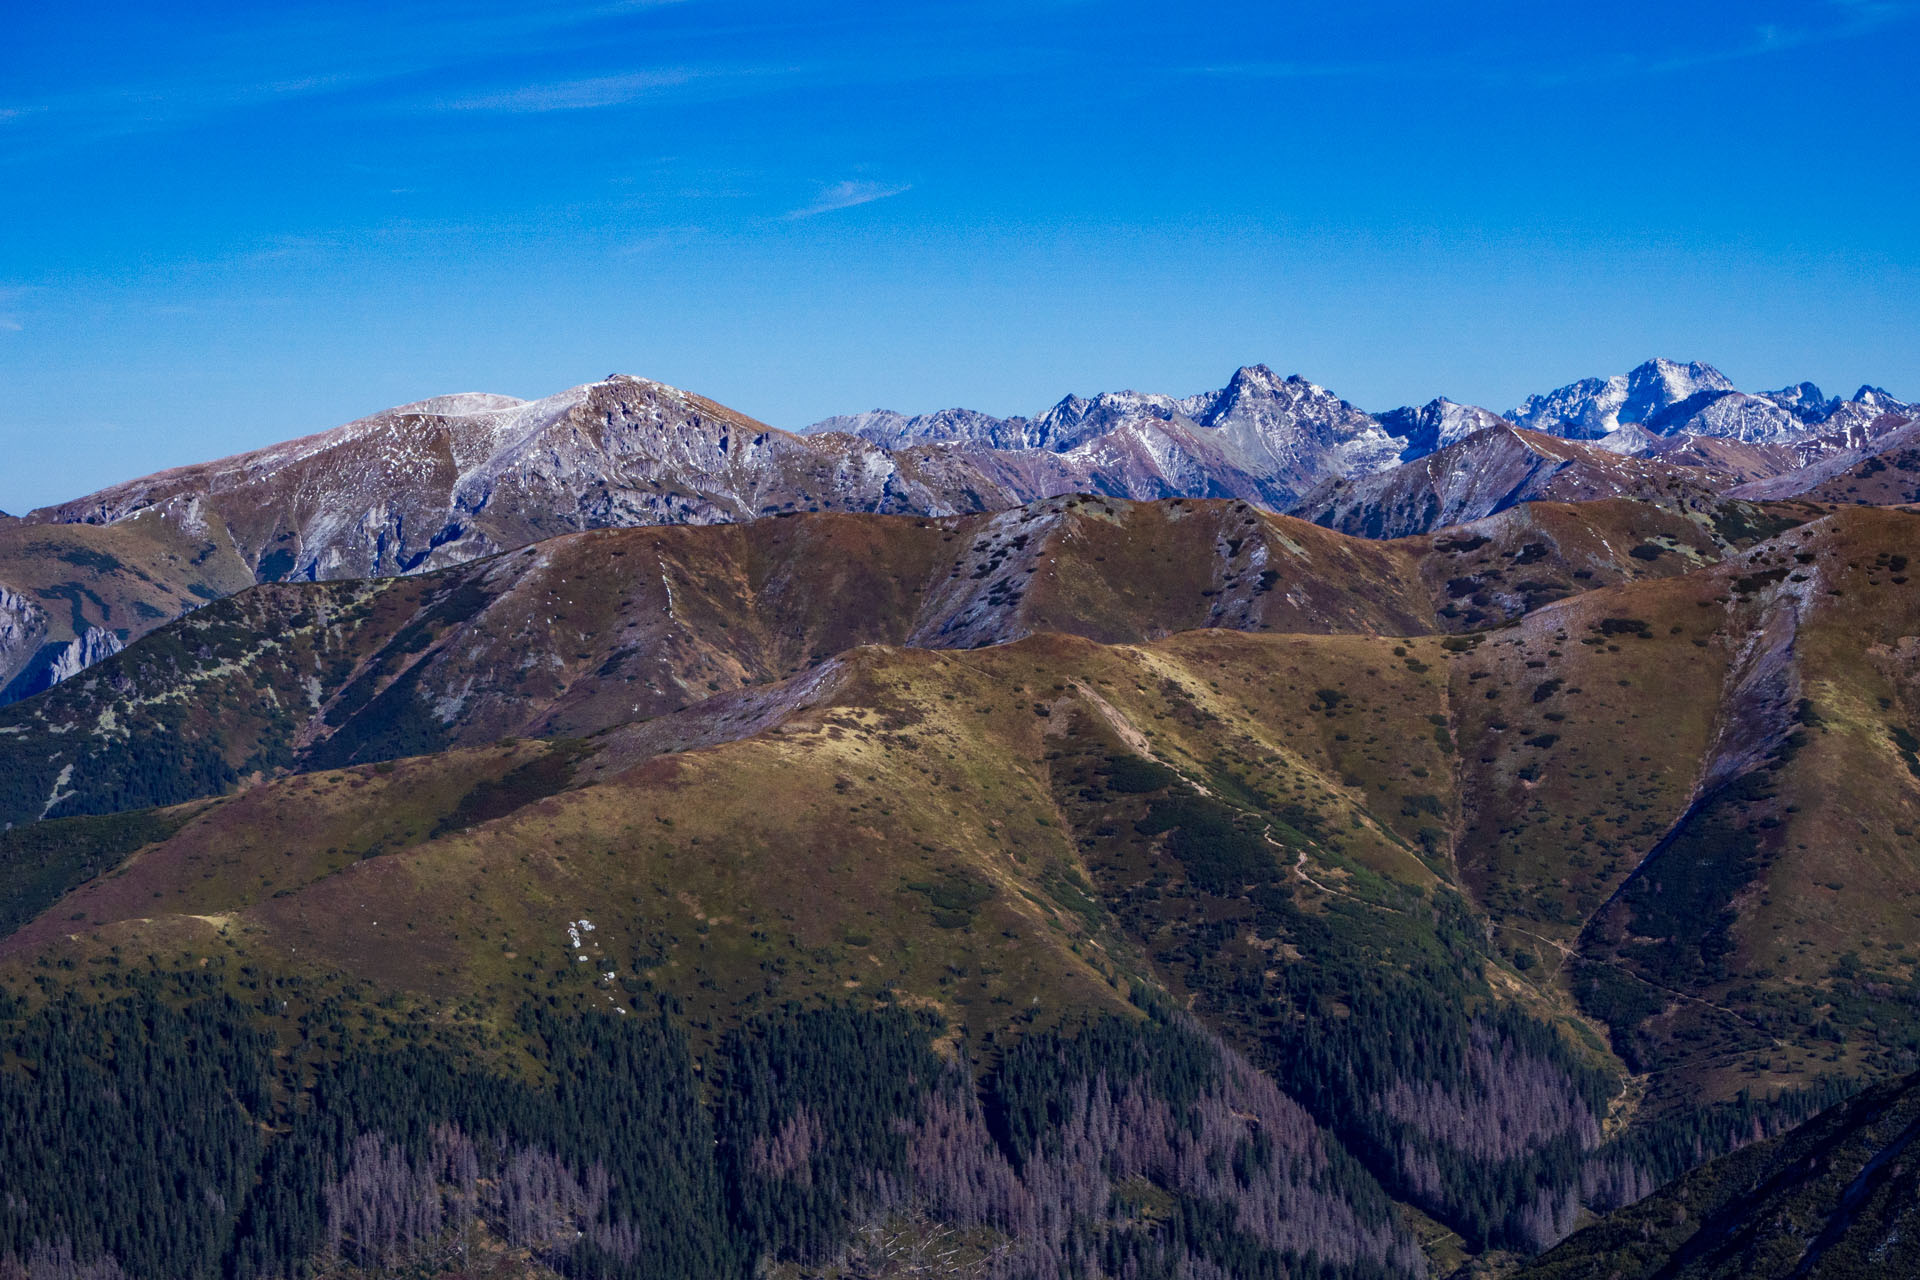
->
0, 940, 1852, 1280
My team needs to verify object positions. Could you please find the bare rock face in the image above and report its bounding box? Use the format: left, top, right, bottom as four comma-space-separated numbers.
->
28, 376, 1020, 584
1294, 426, 1730, 539
1377, 398, 1511, 460
0, 588, 48, 698
1509, 359, 1737, 438
39, 626, 123, 691
1642, 390, 1811, 443
1175, 364, 1406, 491
1510, 359, 1913, 448
813, 364, 1414, 507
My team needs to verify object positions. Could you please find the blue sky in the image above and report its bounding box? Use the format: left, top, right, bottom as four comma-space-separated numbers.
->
1, 0, 1916, 512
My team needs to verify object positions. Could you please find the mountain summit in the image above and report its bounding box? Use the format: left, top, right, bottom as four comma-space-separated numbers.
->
28, 374, 1003, 583
1508, 358, 1910, 445
1508, 358, 1736, 436
1, 360, 1910, 703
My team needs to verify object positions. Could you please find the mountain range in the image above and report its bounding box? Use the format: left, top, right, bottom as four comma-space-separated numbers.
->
2, 358, 1911, 705
0, 357, 1918, 1279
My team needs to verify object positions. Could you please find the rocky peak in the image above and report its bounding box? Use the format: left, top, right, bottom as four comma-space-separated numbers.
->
1855, 385, 1908, 411
1762, 381, 1836, 423
1028, 390, 1180, 452
1510, 358, 1732, 438
1623, 358, 1733, 413
1377, 398, 1508, 460
1221, 363, 1289, 396
1182, 366, 1350, 422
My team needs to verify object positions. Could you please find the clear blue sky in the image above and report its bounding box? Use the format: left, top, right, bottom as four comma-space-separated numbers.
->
2, 0, 1915, 512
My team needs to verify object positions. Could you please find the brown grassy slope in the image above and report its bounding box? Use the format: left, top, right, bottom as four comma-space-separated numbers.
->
1410, 498, 1737, 632
1733, 418, 1920, 506
0, 508, 257, 698
0, 494, 1766, 831
0, 629, 1475, 1046
15, 501, 1920, 1117
1445, 508, 1920, 1100
0, 497, 1449, 827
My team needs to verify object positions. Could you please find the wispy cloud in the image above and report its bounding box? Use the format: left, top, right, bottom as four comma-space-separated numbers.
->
441, 69, 697, 112
1186, 0, 1917, 90
0, 286, 33, 332
783, 180, 911, 220
1527, 0, 1917, 84
0, 3, 708, 154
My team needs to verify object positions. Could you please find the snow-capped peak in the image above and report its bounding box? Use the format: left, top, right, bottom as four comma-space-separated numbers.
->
1509, 358, 1732, 439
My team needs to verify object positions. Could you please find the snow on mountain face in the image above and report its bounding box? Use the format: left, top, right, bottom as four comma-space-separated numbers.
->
1294, 425, 1730, 539
1377, 398, 1509, 459
1504, 359, 1917, 449
1640, 390, 1810, 444
1810, 390, 1912, 439
805, 406, 1052, 451
25, 361, 1915, 594
809, 364, 1412, 505
1731, 413, 1920, 502
27, 375, 1019, 585
1760, 382, 1837, 423
1508, 359, 1735, 438
810, 358, 1899, 508
1175, 364, 1405, 479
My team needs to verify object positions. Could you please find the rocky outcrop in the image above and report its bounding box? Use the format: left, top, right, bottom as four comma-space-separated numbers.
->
41, 626, 125, 690
0, 587, 48, 697
1293, 426, 1729, 539
1378, 398, 1510, 459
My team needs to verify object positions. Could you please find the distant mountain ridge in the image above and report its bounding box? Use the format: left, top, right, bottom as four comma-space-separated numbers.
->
1294, 426, 1743, 540
1507, 356, 1908, 445
25, 375, 1008, 582
814, 356, 1910, 477
810, 363, 1403, 505
0, 358, 1909, 702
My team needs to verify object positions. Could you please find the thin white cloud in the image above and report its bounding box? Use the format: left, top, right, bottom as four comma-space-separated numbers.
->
1188, 1, 1916, 90
441, 69, 697, 112
0, 286, 31, 332
783, 180, 911, 220
0, 4, 707, 151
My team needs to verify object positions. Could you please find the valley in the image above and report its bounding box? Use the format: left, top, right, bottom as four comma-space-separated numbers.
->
0, 362, 1916, 1279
